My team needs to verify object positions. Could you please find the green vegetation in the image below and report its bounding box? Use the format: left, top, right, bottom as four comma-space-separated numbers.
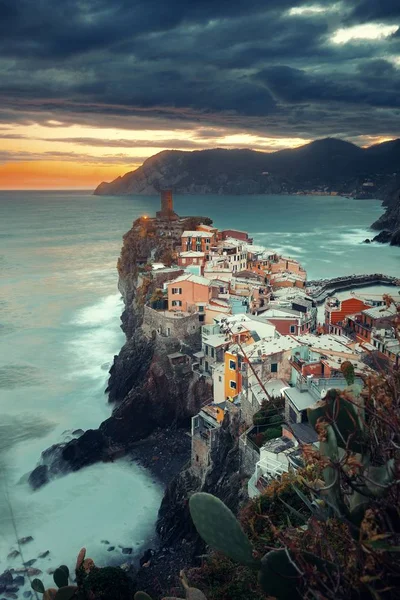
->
32, 548, 132, 600
188, 367, 400, 599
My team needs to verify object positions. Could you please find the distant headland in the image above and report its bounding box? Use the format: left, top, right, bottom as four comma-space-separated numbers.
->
93, 137, 400, 197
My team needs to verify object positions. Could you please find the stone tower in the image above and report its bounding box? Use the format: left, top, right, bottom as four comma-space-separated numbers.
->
157, 189, 178, 219
161, 189, 173, 215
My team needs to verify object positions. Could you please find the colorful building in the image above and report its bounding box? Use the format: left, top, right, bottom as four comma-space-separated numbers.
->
177, 250, 206, 273
181, 230, 216, 254
166, 273, 215, 318
324, 296, 372, 334
347, 304, 397, 344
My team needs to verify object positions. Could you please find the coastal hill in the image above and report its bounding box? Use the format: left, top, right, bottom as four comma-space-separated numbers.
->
94, 137, 400, 196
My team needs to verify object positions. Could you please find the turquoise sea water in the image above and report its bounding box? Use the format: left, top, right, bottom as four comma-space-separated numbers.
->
0, 190, 399, 592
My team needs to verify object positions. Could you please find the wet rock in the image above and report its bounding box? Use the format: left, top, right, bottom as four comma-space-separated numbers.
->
363, 238, 371, 243
28, 465, 49, 490
0, 573, 13, 587
390, 228, 400, 246
121, 548, 132, 555
17, 537, 33, 545
72, 429, 84, 436
61, 429, 107, 471
5, 587, 19, 594
139, 549, 154, 567
6, 552, 19, 560
38, 551, 50, 559
23, 560, 36, 567
5, 593, 18, 599
13, 576, 24, 587
107, 547, 115, 552
25, 568, 42, 577
47, 569, 55, 575
101, 540, 110, 545
372, 230, 393, 244
23, 593, 32, 599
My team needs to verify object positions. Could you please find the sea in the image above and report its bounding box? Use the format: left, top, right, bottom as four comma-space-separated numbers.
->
0, 191, 399, 594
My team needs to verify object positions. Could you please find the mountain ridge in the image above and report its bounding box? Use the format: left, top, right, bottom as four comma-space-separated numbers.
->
93, 137, 400, 196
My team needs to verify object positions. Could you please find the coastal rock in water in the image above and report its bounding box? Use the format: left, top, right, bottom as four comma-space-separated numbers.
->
23, 560, 36, 568
61, 429, 107, 471
17, 537, 33, 545
370, 184, 400, 245
28, 465, 49, 490
372, 230, 393, 244
6, 552, 19, 560
0, 572, 13, 587
12, 576, 24, 587
38, 551, 50, 559
363, 238, 371, 243
390, 228, 400, 246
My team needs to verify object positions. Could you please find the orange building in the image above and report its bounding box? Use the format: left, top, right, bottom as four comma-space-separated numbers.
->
269, 257, 307, 279
167, 273, 215, 317
181, 230, 217, 254
324, 296, 372, 334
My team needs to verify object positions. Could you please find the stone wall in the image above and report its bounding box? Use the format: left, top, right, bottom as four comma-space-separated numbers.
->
192, 435, 211, 475
143, 305, 200, 339
239, 432, 260, 477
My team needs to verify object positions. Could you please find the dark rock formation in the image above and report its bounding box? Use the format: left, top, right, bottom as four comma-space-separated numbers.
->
29, 214, 211, 487
370, 184, 400, 246
93, 138, 400, 197
372, 230, 393, 244
28, 465, 49, 490
135, 412, 246, 596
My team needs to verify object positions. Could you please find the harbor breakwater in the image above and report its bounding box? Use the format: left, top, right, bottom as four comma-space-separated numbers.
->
306, 273, 400, 304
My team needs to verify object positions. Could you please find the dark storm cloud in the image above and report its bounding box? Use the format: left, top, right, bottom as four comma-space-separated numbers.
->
0, 0, 399, 144
347, 0, 400, 23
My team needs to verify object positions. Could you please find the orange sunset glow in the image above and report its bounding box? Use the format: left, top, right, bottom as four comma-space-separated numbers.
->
0, 120, 395, 190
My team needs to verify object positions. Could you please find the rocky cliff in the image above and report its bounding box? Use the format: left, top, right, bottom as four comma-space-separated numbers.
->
370, 183, 400, 247
134, 410, 247, 596
29, 214, 211, 489
94, 138, 400, 197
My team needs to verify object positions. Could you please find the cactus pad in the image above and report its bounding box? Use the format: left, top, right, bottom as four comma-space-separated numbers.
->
189, 492, 258, 567
53, 567, 69, 588
32, 578, 45, 594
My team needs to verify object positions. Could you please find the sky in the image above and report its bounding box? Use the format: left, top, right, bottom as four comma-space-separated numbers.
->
0, 0, 399, 189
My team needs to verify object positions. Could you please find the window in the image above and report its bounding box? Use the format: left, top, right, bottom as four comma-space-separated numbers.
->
290, 325, 296, 333
205, 345, 209, 355
289, 405, 297, 423
199, 314, 205, 322
181, 258, 186, 264
229, 359, 236, 370
230, 380, 237, 390
166, 327, 171, 337
172, 300, 182, 307
211, 348, 215, 358
198, 305, 204, 312
271, 363, 278, 373
218, 376, 222, 382
196, 454, 199, 462
172, 287, 182, 294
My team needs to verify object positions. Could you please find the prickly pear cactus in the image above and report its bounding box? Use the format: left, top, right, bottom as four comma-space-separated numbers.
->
189, 492, 258, 567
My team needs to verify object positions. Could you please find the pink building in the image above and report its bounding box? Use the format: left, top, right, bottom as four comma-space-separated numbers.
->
167, 274, 217, 319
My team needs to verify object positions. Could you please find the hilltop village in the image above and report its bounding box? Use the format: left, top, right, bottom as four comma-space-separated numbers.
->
125, 191, 400, 498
